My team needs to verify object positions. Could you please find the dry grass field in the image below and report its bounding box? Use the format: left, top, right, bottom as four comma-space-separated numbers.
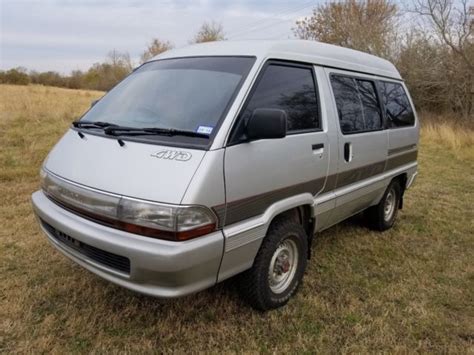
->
1, 84, 473, 353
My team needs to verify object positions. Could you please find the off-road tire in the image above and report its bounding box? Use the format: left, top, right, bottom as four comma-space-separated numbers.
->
366, 179, 402, 231
238, 219, 308, 311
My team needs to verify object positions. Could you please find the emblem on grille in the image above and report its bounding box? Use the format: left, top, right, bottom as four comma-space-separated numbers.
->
151, 150, 192, 161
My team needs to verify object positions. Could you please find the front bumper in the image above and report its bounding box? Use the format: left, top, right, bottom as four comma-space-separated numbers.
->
32, 190, 224, 298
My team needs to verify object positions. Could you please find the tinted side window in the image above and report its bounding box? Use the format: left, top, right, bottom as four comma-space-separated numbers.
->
331, 76, 364, 133
380, 82, 415, 127
241, 64, 320, 133
330, 75, 382, 134
357, 79, 382, 131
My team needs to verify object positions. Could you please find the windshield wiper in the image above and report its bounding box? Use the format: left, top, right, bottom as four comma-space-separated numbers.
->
72, 120, 119, 129
103, 126, 210, 139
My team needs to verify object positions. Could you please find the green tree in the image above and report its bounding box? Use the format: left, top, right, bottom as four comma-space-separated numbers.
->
82, 50, 133, 91
0, 67, 30, 85
67, 70, 85, 89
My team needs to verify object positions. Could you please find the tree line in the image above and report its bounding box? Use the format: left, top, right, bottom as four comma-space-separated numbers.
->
1, 1, 472, 118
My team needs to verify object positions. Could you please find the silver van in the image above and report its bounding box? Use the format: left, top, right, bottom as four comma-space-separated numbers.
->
32, 40, 419, 310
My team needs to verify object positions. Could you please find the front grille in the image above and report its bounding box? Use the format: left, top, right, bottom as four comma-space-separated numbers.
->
41, 220, 130, 274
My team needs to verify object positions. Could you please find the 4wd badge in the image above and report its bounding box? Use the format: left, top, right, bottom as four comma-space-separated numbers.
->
151, 150, 192, 161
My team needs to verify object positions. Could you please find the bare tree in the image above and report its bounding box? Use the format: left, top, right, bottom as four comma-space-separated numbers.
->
140, 38, 174, 63
293, 0, 399, 58
409, 0, 473, 117
107, 50, 133, 72
191, 21, 226, 44
397, 30, 451, 110
411, 0, 473, 71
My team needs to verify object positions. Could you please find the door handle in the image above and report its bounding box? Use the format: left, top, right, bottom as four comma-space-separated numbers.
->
311, 143, 324, 157
344, 142, 352, 162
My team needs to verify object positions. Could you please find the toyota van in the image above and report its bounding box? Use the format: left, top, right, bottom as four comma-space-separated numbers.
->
32, 40, 419, 310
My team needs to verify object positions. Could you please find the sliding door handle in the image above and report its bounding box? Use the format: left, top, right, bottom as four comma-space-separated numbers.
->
344, 142, 352, 162
312, 143, 324, 150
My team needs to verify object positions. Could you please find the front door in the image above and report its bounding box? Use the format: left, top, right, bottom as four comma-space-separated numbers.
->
223, 61, 329, 227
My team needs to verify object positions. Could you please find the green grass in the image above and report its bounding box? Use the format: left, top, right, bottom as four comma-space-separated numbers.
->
1, 84, 473, 353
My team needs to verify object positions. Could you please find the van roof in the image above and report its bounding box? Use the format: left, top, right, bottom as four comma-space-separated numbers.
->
150, 40, 402, 80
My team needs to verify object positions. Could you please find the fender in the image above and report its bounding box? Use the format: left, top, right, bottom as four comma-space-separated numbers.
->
218, 193, 314, 282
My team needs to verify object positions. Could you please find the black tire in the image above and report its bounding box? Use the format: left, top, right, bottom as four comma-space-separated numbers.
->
238, 218, 308, 311
365, 179, 401, 231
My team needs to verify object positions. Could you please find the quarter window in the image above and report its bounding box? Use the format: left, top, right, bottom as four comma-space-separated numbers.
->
330, 75, 382, 134
380, 82, 415, 127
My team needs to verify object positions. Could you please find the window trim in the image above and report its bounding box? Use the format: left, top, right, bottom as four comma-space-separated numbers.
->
329, 72, 385, 136
377, 80, 416, 129
227, 59, 323, 146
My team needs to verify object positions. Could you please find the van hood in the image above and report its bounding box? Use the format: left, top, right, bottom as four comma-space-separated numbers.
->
44, 130, 205, 204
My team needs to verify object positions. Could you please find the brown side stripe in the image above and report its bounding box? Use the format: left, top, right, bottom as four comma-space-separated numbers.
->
388, 144, 417, 156
335, 161, 386, 189
214, 177, 325, 226
320, 173, 337, 193
216, 150, 417, 227
386, 150, 418, 170
212, 205, 227, 229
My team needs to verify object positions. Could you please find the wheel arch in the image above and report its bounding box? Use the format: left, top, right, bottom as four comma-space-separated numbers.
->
391, 173, 408, 209
218, 194, 315, 282
265, 202, 315, 260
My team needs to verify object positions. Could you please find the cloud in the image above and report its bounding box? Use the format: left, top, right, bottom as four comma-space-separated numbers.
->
0, 0, 317, 73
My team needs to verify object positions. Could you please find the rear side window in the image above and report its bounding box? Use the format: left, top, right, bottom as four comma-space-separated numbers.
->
330, 75, 382, 134
380, 82, 415, 127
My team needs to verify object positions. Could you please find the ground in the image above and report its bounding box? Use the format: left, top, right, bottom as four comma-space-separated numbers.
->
1, 84, 473, 353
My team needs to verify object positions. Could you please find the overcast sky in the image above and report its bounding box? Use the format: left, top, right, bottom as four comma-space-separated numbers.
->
0, 0, 323, 73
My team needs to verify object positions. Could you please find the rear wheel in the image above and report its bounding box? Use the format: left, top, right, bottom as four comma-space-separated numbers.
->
238, 218, 308, 311
366, 180, 401, 231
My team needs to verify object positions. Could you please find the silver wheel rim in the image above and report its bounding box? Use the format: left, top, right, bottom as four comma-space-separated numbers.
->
268, 238, 299, 294
384, 188, 396, 221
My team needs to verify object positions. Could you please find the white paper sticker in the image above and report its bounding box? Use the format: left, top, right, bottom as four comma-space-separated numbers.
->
196, 125, 213, 134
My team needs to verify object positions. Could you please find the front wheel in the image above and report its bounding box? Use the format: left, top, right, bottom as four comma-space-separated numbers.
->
365, 180, 402, 231
238, 219, 308, 311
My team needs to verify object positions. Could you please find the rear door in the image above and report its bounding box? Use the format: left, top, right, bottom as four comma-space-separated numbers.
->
222, 61, 329, 227
326, 69, 388, 222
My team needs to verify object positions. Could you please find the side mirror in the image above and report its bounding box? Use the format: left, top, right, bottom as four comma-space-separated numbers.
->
246, 108, 287, 141
91, 99, 99, 108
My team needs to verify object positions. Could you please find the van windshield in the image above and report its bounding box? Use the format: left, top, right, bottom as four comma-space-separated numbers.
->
79, 56, 255, 143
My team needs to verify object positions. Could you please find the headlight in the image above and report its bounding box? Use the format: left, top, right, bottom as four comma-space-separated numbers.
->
118, 198, 217, 240
41, 169, 217, 241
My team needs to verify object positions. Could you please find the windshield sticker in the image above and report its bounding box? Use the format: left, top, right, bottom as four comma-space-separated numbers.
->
196, 125, 213, 135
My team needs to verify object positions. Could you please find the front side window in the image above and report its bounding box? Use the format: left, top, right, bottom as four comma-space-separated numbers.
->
230, 63, 320, 143
79, 56, 255, 145
330, 75, 382, 134
380, 82, 415, 127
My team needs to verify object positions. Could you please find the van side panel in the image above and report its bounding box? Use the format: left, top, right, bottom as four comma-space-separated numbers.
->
324, 68, 389, 225
315, 73, 419, 232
